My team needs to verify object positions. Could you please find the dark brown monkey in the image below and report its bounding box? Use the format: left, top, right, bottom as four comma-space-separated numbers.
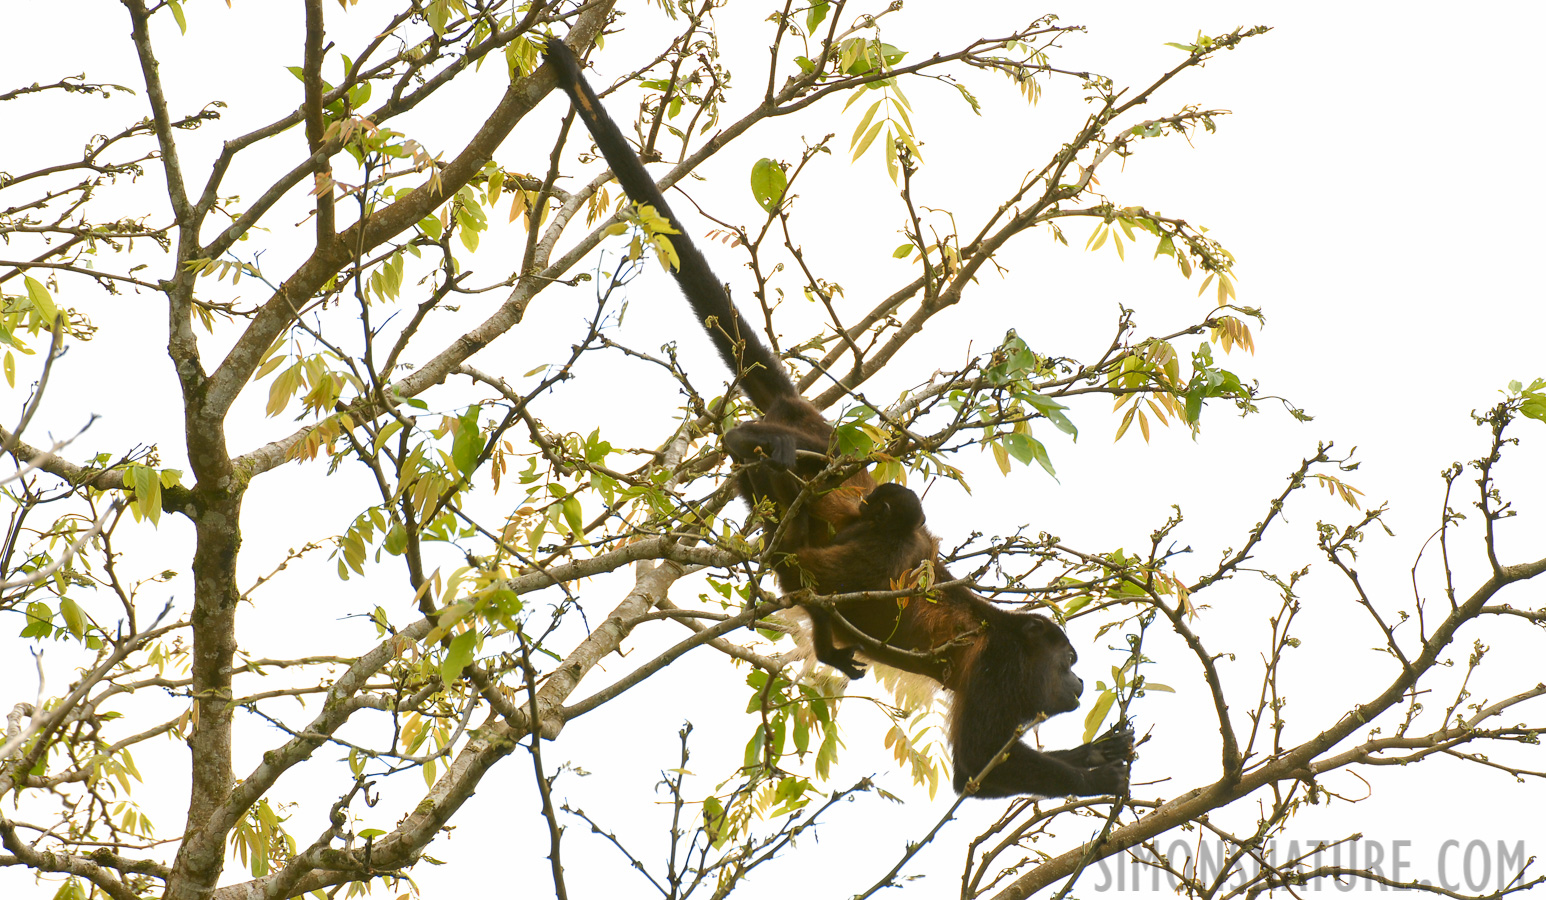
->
791, 482, 937, 679
545, 40, 1131, 798
793, 482, 1130, 796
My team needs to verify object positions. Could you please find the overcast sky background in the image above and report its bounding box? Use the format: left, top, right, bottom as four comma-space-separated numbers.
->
2, 2, 1544, 897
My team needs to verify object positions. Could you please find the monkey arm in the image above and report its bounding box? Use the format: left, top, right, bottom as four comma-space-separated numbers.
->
826, 605, 950, 682
1045, 722, 1135, 768
959, 739, 1129, 798
952, 637, 1131, 798
724, 421, 816, 470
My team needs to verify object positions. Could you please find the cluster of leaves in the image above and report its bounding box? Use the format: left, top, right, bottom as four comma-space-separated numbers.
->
1109, 337, 1259, 443
604, 202, 682, 272
0, 277, 90, 386
702, 668, 842, 850
1508, 378, 1546, 423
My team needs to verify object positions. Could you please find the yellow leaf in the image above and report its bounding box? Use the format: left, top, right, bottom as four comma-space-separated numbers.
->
23, 275, 58, 326
60, 597, 86, 638
1114, 406, 1135, 442
991, 441, 1010, 475
850, 99, 881, 150
852, 119, 885, 160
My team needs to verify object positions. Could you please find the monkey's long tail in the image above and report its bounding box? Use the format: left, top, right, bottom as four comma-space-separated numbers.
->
544, 39, 795, 413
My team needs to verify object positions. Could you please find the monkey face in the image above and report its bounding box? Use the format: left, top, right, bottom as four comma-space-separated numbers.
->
857, 482, 926, 533
1020, 615, 1083, 715
1055, 658, 1084, 713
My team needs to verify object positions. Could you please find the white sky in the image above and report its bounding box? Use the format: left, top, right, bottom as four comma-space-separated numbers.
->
2, 2, 1543, 897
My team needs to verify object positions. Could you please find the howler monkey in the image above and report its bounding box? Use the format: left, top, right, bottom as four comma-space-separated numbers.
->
545, 40, 1131, 798
793, 482, 1130, 796
791, 482, 936, 680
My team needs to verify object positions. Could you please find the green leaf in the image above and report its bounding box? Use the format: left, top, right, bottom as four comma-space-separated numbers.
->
440, 630, 475, 685
1024, 392, 1078, 438
1002, 433, 1035, 467
749, 158, 787, 212
561, 495, 583, 536
382, 523, 407, 556
805, 0, 829, 33
815, 726, 839, 780
23, 276, 58, 327
169, 0, 186, 34
1081, 689, 1116, 744
833, 418, 875, 457
128, 465, 163, 525
793, 711, 810, 755
1029, 436, 1056, 477
371, 419, 404, 455
458, 217, 480, 252
892, 243, 913, 259
451, 406, 484, 475
21, 601, 53, 639
59, 597, 86, 639
743, 728, 763, 771
703, 795, 728, 848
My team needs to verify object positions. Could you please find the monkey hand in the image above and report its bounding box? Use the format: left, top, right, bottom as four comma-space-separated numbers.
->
724, 424, 803, 470
824, 647, 867, 680
1082, 757, 1131, 796
1049, 722, 1134, 768
762, 433, 799, 470
1086, 722, 1136, 764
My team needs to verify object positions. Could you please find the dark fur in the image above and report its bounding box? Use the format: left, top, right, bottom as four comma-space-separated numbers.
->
791, 483, 934, 678
546, 40, 1130, 798
948, 610, 1130, 796
792, 485, 1129, 794
542, 39, 872, 563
